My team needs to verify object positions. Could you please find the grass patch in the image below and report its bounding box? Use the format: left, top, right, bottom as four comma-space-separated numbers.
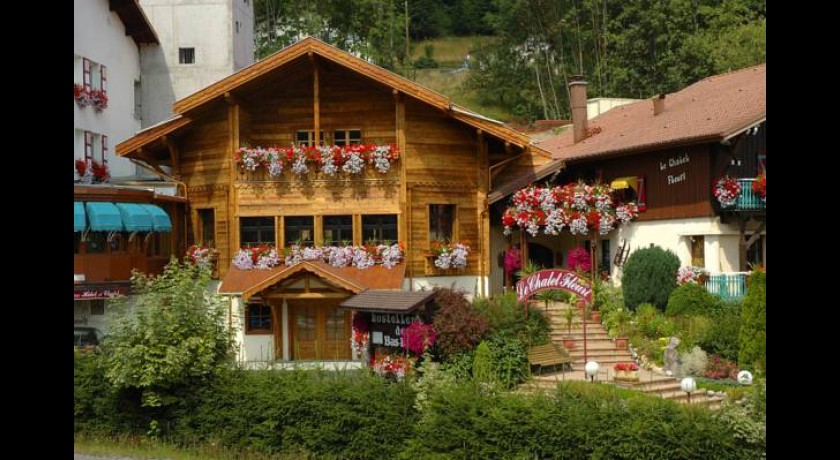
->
694, 377, 752, 400
74, 435, 312, 460
410, 36, 494, 67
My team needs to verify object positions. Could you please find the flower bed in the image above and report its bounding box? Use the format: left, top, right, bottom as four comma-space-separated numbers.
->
714, 176, 741, 207
676, 266, 709, 285
372, 352, 415, 381
234, 143, 399, 177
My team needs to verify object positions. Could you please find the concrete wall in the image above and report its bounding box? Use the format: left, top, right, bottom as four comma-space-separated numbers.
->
139, 0, 255, 126
74, 0, 144, 178
587, 98, 639, 119
404, 276, 487, 301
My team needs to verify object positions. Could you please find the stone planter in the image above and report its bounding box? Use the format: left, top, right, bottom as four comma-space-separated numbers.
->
614, 370, 639, 382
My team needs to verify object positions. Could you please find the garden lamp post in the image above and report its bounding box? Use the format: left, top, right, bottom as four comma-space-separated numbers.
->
680, 377, 697, 404
585, 361, 600, 383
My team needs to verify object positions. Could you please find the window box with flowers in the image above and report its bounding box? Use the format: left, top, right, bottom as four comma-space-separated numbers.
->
752, 172, 766, 203
233, 143, 399, 180
75, 159, 110, 183
425, 240, 470, 274
74, 84, 108, 111
613, 362, 640, 381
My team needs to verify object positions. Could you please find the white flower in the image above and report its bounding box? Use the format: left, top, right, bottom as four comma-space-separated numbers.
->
342, 152, 364, 174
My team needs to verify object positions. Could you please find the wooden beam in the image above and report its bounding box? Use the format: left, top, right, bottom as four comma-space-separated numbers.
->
265, 292, 349, 299
161, 135, 180, 179
395, 91, 407, 249
224, 91, 240, 106
312, 55, 320, 142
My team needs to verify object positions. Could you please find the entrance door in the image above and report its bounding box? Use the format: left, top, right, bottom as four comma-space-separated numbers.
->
289, 300, 351, 360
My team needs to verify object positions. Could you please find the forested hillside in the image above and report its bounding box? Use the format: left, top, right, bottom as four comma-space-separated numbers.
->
254, 0, 766, 122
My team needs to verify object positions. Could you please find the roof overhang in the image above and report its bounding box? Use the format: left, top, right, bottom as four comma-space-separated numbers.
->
109, 0, 159, 45
339, 290, 435, 313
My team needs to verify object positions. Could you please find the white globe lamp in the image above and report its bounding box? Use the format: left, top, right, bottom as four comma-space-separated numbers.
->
737, 370, 753, 385
584, 361, 600, 383
680, 377, 697, 403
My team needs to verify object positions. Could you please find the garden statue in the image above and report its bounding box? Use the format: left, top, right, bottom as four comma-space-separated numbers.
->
664, 336, 681, 375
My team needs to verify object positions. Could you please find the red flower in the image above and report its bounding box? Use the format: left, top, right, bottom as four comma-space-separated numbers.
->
75, 159, 87, 177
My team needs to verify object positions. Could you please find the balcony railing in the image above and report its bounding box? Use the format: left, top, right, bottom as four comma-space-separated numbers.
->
704, 272, 749, 300
718, 178, 765, 211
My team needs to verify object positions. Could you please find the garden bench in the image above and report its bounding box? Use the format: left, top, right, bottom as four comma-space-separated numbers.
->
527, 343, 572, 374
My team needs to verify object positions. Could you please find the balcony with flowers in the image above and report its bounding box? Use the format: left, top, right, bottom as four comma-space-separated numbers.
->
713, 174, 765, 213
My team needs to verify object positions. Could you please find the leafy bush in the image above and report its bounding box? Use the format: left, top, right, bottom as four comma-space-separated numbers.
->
431, 287, 489, 358
471, 336, 529, 389
622, 245, 680, 310
677, 346, 708, 377
697, 300, 741, 361
739, 271, 766, 372
440, 350, 474, 380
705, 354, 739, 380
472, 341, 494, 384
666, 282, 721, 317
102, 260, 234, 408
473, 292, 550, 346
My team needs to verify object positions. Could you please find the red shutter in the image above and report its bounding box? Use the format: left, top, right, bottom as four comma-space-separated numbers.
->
636, 176, 647, 211
84, 131, 92, 160
100, 65, 107, 93
101, 135, 109, 163
83, 58, 91, 89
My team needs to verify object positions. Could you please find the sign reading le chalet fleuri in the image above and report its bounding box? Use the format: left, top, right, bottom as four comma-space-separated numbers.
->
516, 269, 592, 302
73, 283, 130, 300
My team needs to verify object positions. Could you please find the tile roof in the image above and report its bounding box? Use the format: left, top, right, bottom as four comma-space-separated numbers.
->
536, 64, 766, 162
339, 290, 435, 313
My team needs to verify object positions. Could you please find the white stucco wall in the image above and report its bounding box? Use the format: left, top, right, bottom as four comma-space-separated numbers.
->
139, 0, 255, 126
74, 0, 144, 178
404, 276, 487, 301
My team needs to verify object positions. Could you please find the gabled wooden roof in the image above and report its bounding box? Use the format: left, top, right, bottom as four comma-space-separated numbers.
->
116, 37, 531, 158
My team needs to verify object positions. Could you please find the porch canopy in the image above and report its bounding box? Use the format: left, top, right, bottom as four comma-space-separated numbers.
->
339, 290, 435, 314
219, 260, 406, 301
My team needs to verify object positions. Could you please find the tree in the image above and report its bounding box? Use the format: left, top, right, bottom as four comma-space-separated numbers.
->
738, 269, 766, 373
102, 260, 234, 408
621, 245, 680, 311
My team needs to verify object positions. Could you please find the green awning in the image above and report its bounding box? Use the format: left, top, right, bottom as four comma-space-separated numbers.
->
139, 204, 172, 233
85, 202, 124, 232
74, 202, 86, 233
115, 203, 154, 232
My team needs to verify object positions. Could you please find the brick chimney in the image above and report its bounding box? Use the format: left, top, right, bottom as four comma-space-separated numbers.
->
569, 75, 588, 143
653, 93, 666, 115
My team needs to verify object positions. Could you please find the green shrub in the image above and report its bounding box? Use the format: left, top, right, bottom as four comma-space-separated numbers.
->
622, 245, 680, 310
473, 292, 550, 346
666, 282, 721, 317
472, 341, 494, 384
698, 300, 742, 361
440, 350, 474, 380
102, 260, 234, 409
431, 287, 489, 359
739, 271, 766, 372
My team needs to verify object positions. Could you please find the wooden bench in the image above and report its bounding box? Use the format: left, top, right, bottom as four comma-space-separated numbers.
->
527, 343, 573, 375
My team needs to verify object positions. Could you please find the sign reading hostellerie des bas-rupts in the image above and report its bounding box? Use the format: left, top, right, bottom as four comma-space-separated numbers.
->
516, 269, 592, 302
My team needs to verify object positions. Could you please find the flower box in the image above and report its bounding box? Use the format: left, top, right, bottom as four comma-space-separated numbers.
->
613, 362, 640, 382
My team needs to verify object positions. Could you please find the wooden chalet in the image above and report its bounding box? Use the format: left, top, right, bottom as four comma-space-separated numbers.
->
115, 37, 551, 363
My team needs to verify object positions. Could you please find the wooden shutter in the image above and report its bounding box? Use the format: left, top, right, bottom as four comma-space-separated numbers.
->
101, 135, 108, 163
84, 131, 92, 160
83, 58, 91, 89
100, 65, 107, 92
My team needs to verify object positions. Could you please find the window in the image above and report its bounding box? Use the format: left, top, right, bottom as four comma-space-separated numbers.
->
198, 209, 215, 245
90, 300, 105, 316
235, 21, 240, 33
147, 233, 171, 257
78, 57, 106, 93
134, 79, 142, 120
87, 232, 107, 253
240, 217, 275, 246
600, 239, 611, 273
362, 214, 397, 244
746, 235, 765, 268
334, 129, 362, 146
284, 216, 314, 246
82, 131, 104, 163
429, 205, 455, 241
295, 130, 324, 147
690, 236, 705, 267
323, 215, 352, 245
246, 304, 272, 334
179, 47, 195, 64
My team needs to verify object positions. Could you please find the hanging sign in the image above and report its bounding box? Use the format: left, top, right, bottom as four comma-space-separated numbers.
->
516, 269, 592, 302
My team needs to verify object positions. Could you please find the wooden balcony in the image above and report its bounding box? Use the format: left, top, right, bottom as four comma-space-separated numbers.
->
74, 253, 169, 282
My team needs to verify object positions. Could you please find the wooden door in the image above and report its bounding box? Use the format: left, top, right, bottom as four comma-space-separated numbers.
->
288, 300, 351, 361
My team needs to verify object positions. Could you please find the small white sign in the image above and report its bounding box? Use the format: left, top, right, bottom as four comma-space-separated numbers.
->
372, 331, 383, 345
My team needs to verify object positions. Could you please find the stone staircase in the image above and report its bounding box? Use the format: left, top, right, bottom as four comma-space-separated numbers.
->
523, 301, 725, 409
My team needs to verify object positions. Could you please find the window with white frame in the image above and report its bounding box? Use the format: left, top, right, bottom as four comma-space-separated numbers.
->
295, 130, 324, 147
77, 57, 107, 92
334, 129, 362, 146
80, 131, 107, 164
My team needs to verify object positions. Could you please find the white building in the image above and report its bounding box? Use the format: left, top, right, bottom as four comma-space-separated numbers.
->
138, 0, 255, 126
74, 0, 159, 179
